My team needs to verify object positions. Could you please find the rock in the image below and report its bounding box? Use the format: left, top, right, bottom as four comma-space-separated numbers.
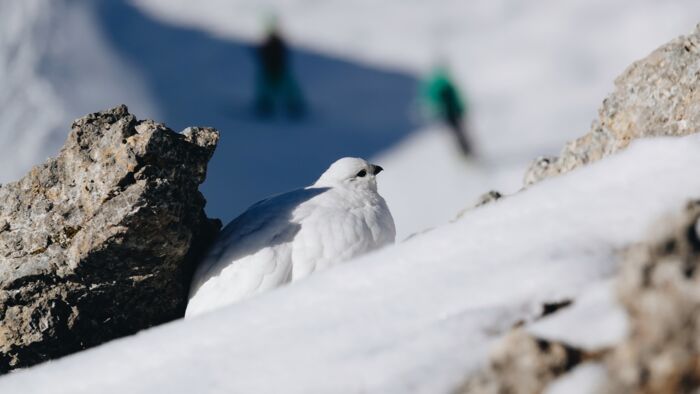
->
539, 299, 573, 318
524, 24, 700, 185
603, 201, 700, 393
523, 156, 556, 187
0, 105, 221, 372
454, 190, 504, 220
458, 329, 595, 394
475, 190, 503, 208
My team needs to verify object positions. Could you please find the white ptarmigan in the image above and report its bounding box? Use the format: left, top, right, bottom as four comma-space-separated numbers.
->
185, 157, 395, 318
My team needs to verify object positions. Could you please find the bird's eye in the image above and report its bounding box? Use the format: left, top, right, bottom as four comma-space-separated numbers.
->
356, 169, 367, 177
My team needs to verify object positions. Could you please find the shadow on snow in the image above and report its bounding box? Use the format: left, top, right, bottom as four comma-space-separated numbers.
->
94, 0, 420, 223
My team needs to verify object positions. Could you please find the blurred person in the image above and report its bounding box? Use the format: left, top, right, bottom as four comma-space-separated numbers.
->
253, 17, 306, 118
422, 64, 472, 156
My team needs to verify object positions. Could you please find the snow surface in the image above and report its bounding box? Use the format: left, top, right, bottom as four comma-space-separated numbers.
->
0, 0, 64, 181
3, 1, 700, 392
0, 0, 157, 182
376, 126, 524, 240
3, 135, 700, 393
528, 280, 627, 350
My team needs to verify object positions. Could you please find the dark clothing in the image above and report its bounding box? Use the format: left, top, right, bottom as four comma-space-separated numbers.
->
258, 33, 287, 80
254, 31, 305, 118
439, 85, 471, 155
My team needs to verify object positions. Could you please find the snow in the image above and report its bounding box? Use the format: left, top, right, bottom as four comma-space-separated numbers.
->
0, 0, 67, 182
2, 134, 700, 393
376, 126, 524, 240
528, 280, 627, 349
3, 0, 700, 392
0, 0, 157, 183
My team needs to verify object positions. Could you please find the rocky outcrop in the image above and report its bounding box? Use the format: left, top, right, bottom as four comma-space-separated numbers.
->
459, 329, 596, 394
0, 105, 221, 372
604, 201, 700, 393
474, 190, 503, 208
460, 24, 700, 394
524, 24, 700, 185
454, 190, 504, 221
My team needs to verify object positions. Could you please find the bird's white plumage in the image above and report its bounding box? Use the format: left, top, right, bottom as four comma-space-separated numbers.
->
185, 157, 395, 318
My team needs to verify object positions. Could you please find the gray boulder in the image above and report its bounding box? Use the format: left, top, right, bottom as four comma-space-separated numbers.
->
0, 105, 220, 372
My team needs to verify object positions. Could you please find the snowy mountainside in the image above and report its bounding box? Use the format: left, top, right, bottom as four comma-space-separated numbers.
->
0, 0, 67, 182
0, 0, 157, 183
2, 2, 700, 391
2, 134, 700, 393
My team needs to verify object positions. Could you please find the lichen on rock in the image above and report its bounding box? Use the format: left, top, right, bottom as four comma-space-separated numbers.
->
0, 105, 221, 372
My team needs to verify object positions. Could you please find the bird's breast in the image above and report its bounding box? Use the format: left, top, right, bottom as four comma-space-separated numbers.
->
289, 203, 392, 280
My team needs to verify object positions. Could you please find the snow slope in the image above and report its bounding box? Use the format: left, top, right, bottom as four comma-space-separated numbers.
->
3, 134, 700, 393
0, 0, 157, 183
3, 2, 700, 391
0, 0, 64, 182
376, 127, 525, 239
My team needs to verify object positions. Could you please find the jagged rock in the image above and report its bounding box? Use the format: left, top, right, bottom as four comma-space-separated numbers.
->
475, 190, 503, 208
540, 300, 573, 318
454, 190, 504, 220
524, 24, 700, 185
523, 156, 556, 187
604, 201, 700, 393
0, 105, 221, 372
458, 329, 594, 394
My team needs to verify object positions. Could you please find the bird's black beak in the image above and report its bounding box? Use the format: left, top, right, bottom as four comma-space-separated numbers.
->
372, 164, 384, 175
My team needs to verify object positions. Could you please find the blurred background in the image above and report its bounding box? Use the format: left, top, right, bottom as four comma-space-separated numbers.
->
2, 0, 699, 240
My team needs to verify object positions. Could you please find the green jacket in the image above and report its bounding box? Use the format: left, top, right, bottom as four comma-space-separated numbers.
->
422, 70, 466, 119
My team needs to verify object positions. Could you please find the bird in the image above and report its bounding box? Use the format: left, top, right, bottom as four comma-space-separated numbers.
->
185, 157, 396, 318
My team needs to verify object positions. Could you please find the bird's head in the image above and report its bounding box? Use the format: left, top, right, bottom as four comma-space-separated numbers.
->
314, 157, 384, 192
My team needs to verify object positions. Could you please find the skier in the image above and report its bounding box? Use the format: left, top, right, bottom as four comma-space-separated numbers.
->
253, 18, 305, 118
422, 64, 472, 155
